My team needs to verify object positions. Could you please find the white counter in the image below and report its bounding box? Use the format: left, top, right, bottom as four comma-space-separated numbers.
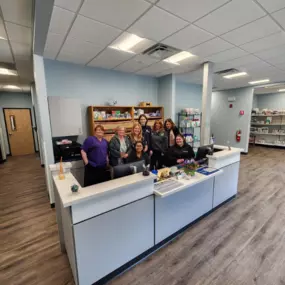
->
53, 145, 241, 285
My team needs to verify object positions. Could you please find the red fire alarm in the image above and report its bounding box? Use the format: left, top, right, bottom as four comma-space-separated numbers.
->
229, 104, 233, 108
240, 110, 245, 115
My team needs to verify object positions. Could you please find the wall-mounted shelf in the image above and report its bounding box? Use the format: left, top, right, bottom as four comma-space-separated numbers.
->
255, 142, 285, 147
252, 132, 285, 136
251, 114, 285, 117
251, 123, 285, 126
88, 106, 164, 141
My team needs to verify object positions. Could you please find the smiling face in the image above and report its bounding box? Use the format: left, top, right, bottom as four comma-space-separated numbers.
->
117, 127, 125, 137
154, 122, 161, 131
135, 142, 143, 153
94, 126, 104, 138
165, 121, 172, 130
139, 116, 147, 126
176, 135, 184, 147
133, 125, 141, 136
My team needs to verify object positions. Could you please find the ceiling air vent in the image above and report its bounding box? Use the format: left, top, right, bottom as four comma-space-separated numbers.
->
215, 68, 239, 76
142, 43, 180, 60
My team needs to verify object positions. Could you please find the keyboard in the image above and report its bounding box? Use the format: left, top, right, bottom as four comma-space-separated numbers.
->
154, 179, 184, 194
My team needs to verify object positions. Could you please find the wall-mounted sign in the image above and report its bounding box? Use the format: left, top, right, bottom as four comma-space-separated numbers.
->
228, 97, 236, 102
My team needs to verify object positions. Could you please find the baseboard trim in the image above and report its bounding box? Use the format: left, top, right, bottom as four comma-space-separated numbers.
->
93, 194, 237, 285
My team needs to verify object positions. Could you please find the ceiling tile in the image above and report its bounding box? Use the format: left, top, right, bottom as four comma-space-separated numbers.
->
157, 0, 230, 23
0, 19, 7, 39
0, 39, 13, 62
256, 0, 285, 13
5, 22, 31, 45
79, 0, 151, 30
255, 45, 285, 59
136, 60, 175, 75
221, 16, 281, 46
60, 37, 103, 60
68, 15, 122, 47
0, 0, 32, 27
240, 32, 285, 53
88, 48, 135, 69
44, 32, 65, 60
206, 47, 248, 63
54, 0, 82, 12
146, 0, 158, 2
10, 41, 31, 59
57, 52, 95, 65
189, 37, 233, 58
114, 54, 159, 72
128, 6, 188, 41
162, 24, 214, 50
272, 8, 285, 29
264, 54, 285, 65
195, 0, 266, 35
49, 6, 75, 35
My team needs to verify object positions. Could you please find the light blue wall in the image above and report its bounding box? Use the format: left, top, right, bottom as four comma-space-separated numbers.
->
211, 87, 254, 153
255, 92, 285, 109
252, 94, 258, 108
175, 81, 202, 119
44, 59, 158, 105
0, 92, 38, 154
157, 74, 175, 120
44, 59, 159, 141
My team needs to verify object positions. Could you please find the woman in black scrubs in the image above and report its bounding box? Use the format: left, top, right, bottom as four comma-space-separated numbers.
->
138, 114, 152, 154
165, 134, 195, 166
127, 141, 150, 165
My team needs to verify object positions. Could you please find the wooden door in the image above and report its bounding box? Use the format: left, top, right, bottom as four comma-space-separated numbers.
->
4, 109, 35, 156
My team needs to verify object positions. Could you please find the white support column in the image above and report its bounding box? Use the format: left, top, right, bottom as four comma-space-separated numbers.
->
201, 62, 214, 145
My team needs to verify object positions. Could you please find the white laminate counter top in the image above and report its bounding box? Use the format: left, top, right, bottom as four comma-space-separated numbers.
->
207, 145, 243, 160
154, 170, 222, 198
53, 172, 155, 208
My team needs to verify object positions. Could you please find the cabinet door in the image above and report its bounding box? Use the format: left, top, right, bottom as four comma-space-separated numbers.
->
73, 196, 154, 285
48, 97, 82, 137
213, 162, 239, 208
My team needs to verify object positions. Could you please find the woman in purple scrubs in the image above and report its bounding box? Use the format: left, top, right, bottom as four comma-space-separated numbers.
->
81, 125, 110, 187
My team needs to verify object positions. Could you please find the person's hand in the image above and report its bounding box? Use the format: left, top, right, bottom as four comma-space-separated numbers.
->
177, 159, 184, 164
120, 152, 125, 158
123, 153, 128, 158
84, 160, 89, 165
150, 150, 153, 156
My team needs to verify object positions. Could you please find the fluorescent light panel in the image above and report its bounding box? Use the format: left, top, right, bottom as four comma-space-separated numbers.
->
249, 79, 270, 85
0, 68, 18, 76
163, 51, 194, 65
279, 89, 285, 92
3, 85, 21, 90
0, 36, 7, 40
223, 72, 247, 79
109, 34, 144, 53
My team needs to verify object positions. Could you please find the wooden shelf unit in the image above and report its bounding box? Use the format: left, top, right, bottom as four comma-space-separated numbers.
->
88, 105, 164, 140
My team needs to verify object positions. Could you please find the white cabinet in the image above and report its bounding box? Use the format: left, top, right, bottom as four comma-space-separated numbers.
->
48, 96, 82, 137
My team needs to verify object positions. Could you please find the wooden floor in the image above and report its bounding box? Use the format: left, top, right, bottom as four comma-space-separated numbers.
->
1, 147, 285, 285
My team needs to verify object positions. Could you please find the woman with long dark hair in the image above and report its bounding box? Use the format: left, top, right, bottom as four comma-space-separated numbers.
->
164, 118, 179, 148
138, 114, 152, 154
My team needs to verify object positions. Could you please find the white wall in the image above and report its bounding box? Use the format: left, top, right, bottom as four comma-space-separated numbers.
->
0, 92, 38, 155
254, 92, 285, 109
157, 74, 175, 120
211, 87, 254, 153
44, 59, 158, 141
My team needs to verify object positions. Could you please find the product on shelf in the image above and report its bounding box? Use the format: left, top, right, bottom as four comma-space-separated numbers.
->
93, 110, 131, 120
180, 108, 200, 115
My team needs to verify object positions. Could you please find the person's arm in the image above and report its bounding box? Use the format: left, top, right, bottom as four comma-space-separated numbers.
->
144, 153, 150, 166
188, 145, 195, 159
165, 147, 178, 166
81, 149, 89, 165
109, 138, 121, 158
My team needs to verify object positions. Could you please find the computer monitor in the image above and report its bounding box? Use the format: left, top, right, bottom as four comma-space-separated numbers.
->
113, 160, 145, 179
196, 144, 214, 161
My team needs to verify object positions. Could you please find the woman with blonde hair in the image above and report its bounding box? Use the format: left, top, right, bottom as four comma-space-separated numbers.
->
151, 120, 168, 169
129, 122, 148, 152
109, 126, 131, 166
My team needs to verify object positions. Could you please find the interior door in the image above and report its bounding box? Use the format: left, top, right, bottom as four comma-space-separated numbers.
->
4, 109, 35, 156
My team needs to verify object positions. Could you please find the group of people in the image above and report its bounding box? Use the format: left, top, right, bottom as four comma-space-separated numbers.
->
81, 115, 195, 187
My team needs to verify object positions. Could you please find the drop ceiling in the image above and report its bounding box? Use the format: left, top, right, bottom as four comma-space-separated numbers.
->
0, 0, 33, 92
43, 0, 285, 90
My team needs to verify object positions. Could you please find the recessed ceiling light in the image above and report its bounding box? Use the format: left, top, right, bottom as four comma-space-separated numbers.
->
0, 68, 18, 76
109, 34, 144, 53
223, 72, 248, 79
249, 79, 270, 85
279, 89, 285, 92
3, 85, 21, 90
163, 51, 194, 65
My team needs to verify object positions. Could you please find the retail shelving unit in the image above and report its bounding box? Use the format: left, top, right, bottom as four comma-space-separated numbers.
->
88, 106, 164, 141
250, 113, 285, 148
177, 113, 201, 148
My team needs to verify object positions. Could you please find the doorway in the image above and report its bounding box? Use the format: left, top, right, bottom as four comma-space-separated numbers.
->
3, 108, 35, 156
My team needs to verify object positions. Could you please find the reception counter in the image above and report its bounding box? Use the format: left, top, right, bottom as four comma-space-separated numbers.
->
52, 145, 241, 285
